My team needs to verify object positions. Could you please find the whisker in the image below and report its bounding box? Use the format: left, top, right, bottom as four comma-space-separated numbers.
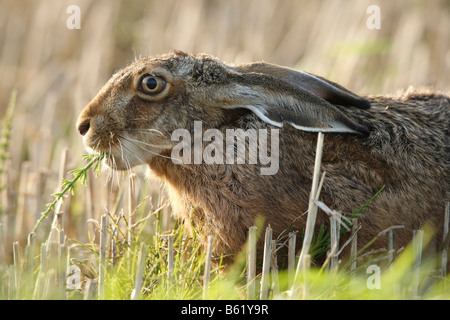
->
126, 158, 133, 188
119, 135, 175, 161
117, 138, 135, 185
191, 114, 210, 125
125, 128, 170, 138
126, 118, 153, 122
120, 141, 148, 165
117, 138, 126, 163
108, 141, 117, 190
118, 135, 172, 149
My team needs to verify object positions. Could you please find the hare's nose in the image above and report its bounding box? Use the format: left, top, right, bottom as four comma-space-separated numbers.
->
78, 121, 90, 136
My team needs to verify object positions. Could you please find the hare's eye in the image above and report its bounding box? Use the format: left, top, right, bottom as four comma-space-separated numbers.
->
140, 75, 166, 95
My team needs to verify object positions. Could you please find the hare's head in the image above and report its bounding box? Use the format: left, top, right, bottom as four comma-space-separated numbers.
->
76, 51, 370, 170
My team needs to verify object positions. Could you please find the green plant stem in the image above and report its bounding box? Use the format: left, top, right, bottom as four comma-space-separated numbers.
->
30, 152, 106, 234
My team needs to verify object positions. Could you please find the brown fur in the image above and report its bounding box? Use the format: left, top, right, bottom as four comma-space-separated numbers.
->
77, 52, 449, 265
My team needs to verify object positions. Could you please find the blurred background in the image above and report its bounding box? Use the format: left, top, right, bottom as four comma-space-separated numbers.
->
0, 0, 449, 261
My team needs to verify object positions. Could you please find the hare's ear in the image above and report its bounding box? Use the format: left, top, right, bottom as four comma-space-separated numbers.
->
226, 62, 370, 134
237, 62, 371, 110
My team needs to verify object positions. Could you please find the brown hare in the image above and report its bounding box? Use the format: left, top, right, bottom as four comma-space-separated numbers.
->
76, 51, 449, 265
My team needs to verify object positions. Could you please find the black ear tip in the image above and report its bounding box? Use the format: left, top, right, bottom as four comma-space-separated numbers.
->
356, 125, 371, 136
357, 98, 371, 110
351, 121, 371, 136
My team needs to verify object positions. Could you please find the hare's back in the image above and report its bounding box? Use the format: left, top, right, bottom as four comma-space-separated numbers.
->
360, 91, 449, 191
